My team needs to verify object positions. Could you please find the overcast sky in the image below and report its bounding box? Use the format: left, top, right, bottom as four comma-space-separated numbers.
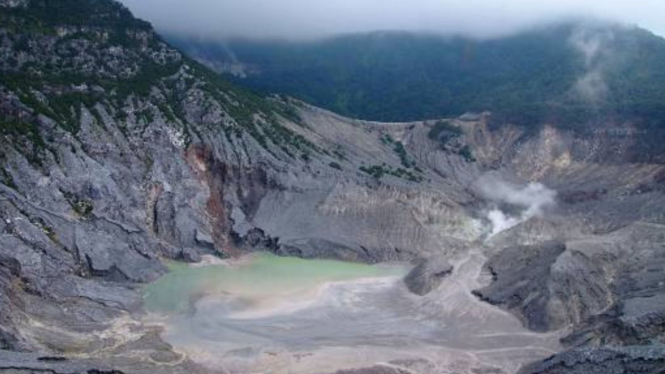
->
120, 0, 665, 40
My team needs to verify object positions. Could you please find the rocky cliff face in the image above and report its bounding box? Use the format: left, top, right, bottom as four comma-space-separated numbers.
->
1, 1, 664, 374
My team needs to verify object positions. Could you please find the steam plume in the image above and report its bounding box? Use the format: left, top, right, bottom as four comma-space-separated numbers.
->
475, 175, 557, 237
568, 25, 615, 103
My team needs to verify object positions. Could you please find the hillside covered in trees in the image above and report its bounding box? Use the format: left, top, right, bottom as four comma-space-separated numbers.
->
169, 24, 665, 130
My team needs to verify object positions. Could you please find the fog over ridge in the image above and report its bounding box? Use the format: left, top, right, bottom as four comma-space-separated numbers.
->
119, 0, 665, 40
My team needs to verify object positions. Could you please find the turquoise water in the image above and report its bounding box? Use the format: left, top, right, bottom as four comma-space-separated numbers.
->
143, 253, 405, 314
142, 253, 561, 373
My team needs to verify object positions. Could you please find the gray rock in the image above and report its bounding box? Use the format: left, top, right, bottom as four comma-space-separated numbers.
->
472, 241, 567, 331
179, 247, 202, 263
403, 256, 453, 296
277, 238, 380, 263
75, 228, 165, 283
518, 344, 665, 374
194, 229, 214, 249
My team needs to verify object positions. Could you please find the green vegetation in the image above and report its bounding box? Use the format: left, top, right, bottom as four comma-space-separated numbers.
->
50, 92, 102, 132
333, 149, 346, 160
181, 58, 318, 156
380, 134, 394, 145
169, 24, 665, 134
270, 97, 305, 126
426, 121, 475, 162
328, 161, 342, 170
1, 0, 152, 33
0, 118, 46, 165
157, 103, 177, 122
0, 118, 44, 148
72, 199, 94, 217
0, 0, 319, 163
428, 121, 462, 143
379, 134, 415, 168
0, 167, 17, 190
458, 145, 475, 163
359, 164, 423, 183
91, 107, 104, 125
392, 141, 413, 168
62, 190, 94, 218
115, 61, 182, 98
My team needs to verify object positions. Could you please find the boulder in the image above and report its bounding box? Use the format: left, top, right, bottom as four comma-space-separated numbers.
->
403, 256, 453, 296
195, 229, 215, 249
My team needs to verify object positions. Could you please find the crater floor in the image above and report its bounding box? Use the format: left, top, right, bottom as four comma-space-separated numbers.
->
143, 253, 562, 374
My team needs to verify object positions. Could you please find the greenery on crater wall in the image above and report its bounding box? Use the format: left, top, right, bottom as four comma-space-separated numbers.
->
458, 145, 475, 163
0, 167, 17, 190
392, 141, 413, 169
181, 59, 316, 156
428, 121, 461, 143
0, 0, 178, 143
379, 135, 416, 168
426, 121, 475, 162
62, 190, 94, 218
2, 0, 152, 32
72, 199, 94, 217
328, 162, 342, 170
359, 164, 423, 183
0, 118, 46, 165
0, 0, 315, 164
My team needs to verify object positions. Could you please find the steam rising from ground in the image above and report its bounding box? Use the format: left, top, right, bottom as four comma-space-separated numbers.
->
476, 175, 557, 236
569, 25, 616, 103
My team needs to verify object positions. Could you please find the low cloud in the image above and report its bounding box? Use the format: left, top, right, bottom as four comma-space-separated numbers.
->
119, 0, 665, 41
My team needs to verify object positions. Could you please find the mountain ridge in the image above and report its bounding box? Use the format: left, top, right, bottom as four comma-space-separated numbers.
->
169, 22, 665, 128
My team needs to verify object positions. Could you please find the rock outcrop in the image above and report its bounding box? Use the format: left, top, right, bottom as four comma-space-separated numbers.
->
518, 345, 665, 374
403, 256, 453, 296
473, 241, 569, 331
